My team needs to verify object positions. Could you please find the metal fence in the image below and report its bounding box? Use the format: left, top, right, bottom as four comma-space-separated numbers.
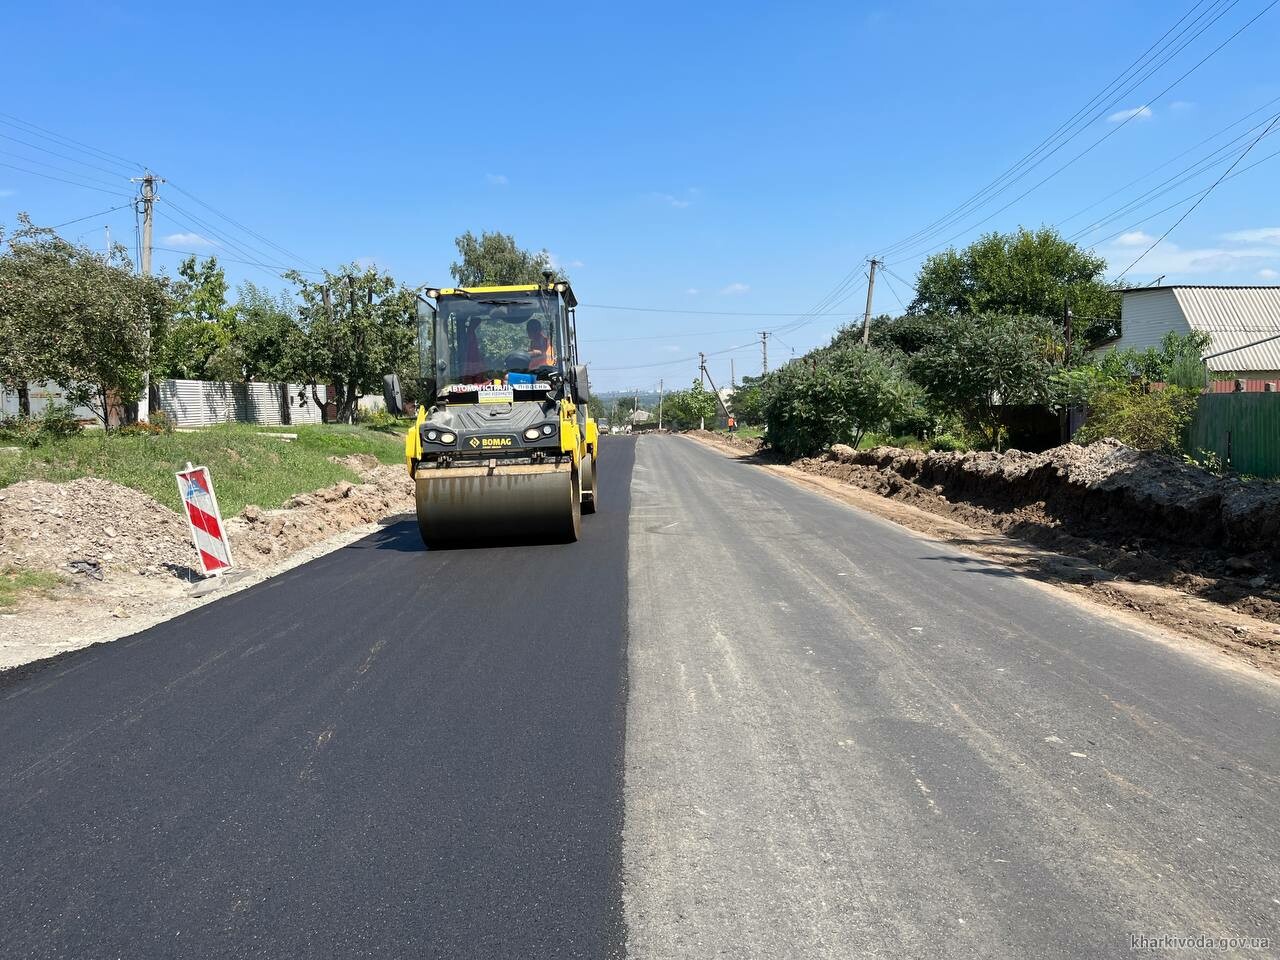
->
157, 380, 326, 427
1186, 392, 1280, 478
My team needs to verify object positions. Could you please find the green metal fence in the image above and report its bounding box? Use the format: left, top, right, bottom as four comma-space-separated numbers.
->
1186, 393, 1280, 478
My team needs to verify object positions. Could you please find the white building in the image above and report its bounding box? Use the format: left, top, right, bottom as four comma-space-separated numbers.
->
1115, 285, 1280, 380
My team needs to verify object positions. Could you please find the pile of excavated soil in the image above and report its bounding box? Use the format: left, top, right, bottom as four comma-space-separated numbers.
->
799, 440, 1280, 628
0, 478, 197, 578
226, 456, 412, 568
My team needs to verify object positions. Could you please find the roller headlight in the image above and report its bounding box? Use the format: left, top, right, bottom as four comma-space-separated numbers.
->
426, 430, 437, 441
542, 424, 555, 435
524, 427, 541, 441
440, 432, 456, 444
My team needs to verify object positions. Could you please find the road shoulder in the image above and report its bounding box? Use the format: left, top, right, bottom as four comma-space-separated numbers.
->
685, 432, 1280, 680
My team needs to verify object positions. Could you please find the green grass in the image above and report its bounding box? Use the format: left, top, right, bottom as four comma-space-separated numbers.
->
0, 422, 406, 517
0, 567, 66, 608
716, 425, 765, 440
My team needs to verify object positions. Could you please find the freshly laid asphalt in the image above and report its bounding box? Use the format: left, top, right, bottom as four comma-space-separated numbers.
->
0, 438, 635, 960
3, 433, 1280, 959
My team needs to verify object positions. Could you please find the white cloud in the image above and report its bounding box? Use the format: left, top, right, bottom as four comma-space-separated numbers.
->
1171, 100, 1195, 111
720, 282, 750, 295
162, 232, 213, 247
651, 188, 698, 209
548, 252, 584, 270
486, 173, 508, 186
663, 344, 683, 353
0, 188, 15, 198
1221, 227, 1280, 245
1259, 268, 1279, 280
1115, 230, 1155, 247
685, 288, 700, 295
1107, 105, 1153, 123
1101, 236, 1280, 279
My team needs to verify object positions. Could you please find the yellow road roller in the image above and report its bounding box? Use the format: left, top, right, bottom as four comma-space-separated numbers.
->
404, 277, 599, 547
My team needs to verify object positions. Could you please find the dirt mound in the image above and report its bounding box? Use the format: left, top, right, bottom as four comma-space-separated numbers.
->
227, 462, 412, 568
823, 439, 1280, 557
0, 478, 197, 578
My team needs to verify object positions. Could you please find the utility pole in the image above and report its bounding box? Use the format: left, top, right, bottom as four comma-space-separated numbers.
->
658, 378, 664, 430
699, 354, 732, 426
131, 171, 163, 423
699, 352, 706, 387
730, 358, 736, 388
862, 258, 880, 347
760, 331, 769, 374
104, 225, 112, 257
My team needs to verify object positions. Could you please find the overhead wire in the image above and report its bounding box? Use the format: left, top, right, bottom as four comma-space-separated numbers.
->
0, 113, 143, 173
1112, 112, 1280, 281
875, 0, 1252, 261
0, 160, 132, 198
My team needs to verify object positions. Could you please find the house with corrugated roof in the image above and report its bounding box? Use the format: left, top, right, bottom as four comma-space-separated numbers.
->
1115, 285, 1280, 383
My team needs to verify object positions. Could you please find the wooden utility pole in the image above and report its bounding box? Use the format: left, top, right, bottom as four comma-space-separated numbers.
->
132, 171, 163, 423
760, 331, 769, 374
862, 258, 880, 347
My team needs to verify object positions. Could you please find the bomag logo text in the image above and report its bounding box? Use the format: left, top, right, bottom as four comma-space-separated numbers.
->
475, 436, 513, 448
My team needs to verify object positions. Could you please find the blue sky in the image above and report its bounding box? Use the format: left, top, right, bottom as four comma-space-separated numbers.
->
4, 0, 1279, 390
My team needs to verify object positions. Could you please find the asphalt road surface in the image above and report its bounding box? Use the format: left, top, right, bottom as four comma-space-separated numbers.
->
3, 434, 1279, 959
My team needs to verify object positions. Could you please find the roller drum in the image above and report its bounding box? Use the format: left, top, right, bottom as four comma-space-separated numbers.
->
415, 463, 581, 547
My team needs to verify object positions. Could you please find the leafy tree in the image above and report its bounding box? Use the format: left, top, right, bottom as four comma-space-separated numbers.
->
587, 395, 606, 423
285, 264, 416, 423
159, 256, 242, 381
662, 380, 720, 429
762, 346, 923, 458
450, 230, 557, 286
909, 227, 1119, 330
908, 312, 1060, 450
728, 374, 766, 425
235, 281, 302, 382
0, 214, 171, 426
1093, 330, 1211, 385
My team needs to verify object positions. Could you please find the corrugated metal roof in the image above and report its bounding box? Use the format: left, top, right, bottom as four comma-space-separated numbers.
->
1170, 286, 1280, 371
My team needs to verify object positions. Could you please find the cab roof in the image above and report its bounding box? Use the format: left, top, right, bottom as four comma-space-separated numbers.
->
437, 282, 577, 308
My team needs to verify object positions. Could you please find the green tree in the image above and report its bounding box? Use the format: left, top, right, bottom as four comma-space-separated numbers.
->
587, 395, 606, 423
909, 227, 1119, 331
285, 264, 416, 423
235, 281, 302, 382
662, 380, 720, 429
908, 312, 1060, 450
728, 374, 766, 425
762, 347, 923, 458
450, 230, 557, 286
0, 215, 171, 426
159, 256, 242, 381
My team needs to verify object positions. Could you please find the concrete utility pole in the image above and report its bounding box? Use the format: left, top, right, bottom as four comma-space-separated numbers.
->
104, 225, 111, 257
730, 358, 736, 388
132, 171, 163, 423
699, 354, 732, 425
760, 331, 769, 374
699, 352, 706, 387
658, 378, 664, 430
862, 258, 880, 347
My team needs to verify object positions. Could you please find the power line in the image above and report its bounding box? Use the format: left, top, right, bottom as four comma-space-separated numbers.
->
875, 0, 1248, 261
0, 160, 132, 198
0, 132, 135, 180
150, 246, 323, 275
165, 180, 325, 272
1113, 112, 1280, 280
581, 302, 861, 317
0, 148, 130, 191
0, 114, 142, 172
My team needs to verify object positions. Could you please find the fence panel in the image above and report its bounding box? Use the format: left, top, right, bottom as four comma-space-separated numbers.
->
1186, 393, 1280, 478
158, 380, 326, 428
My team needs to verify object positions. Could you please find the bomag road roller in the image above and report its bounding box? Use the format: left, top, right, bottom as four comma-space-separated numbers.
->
404, 277, 599, 547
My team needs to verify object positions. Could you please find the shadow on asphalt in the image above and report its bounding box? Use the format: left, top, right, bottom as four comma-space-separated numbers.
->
347, 518, 584, 553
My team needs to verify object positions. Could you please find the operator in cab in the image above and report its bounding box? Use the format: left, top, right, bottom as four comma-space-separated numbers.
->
527, 317, 556, 369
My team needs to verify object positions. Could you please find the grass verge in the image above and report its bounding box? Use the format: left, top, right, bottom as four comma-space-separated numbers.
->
0, 567, 66, 608
0, 423, 405, 517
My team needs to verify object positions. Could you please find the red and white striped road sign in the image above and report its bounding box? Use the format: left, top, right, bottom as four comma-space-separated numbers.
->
176, 464, 234, 576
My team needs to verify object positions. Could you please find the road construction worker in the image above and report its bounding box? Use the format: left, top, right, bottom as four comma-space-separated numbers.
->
527, 318, 556, 369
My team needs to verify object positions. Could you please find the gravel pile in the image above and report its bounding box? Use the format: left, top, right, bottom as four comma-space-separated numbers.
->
0, 478, 197, 578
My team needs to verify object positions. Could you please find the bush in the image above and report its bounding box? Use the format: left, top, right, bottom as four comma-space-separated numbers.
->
1075, 384, 1198, 452
0, 404, 84, 446
762, 346, 924, 459
38, 403, 84, 438
359, 408, 400, 430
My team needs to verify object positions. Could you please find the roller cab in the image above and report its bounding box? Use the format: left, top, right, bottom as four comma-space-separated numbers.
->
404, 280, 598, 547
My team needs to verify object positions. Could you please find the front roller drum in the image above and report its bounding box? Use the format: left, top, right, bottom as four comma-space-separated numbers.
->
415, 462, 581, 548
581, 452, 598, 515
